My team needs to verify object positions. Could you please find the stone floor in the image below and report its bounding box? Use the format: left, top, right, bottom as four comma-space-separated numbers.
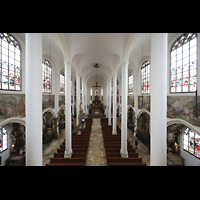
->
126, 128, 150, 166
43, 130, 65, 166
85, 118, 107, 166
43, 118, 150, 166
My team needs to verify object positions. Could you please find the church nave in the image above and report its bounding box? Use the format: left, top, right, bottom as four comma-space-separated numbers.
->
0, 33, 200, 166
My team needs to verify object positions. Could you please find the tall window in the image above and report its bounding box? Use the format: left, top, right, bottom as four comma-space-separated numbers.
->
42, 60, 52, 93
0, 126, 8, 153
183, 127, 200, 158
95, 88, 98, 96
101, 88, 103, 101
101, 88, 103, 96
128, 73, 133, 95
171, 33, 197, 93
90, 88, 92, 101
0, 33, 21, 91
60, 71, 64, 94
141, 61, 150, 94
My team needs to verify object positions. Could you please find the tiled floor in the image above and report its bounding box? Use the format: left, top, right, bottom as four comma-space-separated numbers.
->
85, 118, 107, 166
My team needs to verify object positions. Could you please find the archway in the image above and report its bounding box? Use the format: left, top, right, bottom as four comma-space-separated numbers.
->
127, 106, 135, 134
1, 122, 25, 166
136, 112, 150, 150
42, 111, 57, 150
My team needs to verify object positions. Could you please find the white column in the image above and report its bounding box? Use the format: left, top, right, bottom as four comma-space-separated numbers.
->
121, 62, 129, 158
76, 74, 80, 126
108, 80, 112, 125
55, 73, 60, 114
92, 87, 95, 101
119, 75, 122, 116
106, 84, 109, 118
64, 61, 72, 158
112, 74, 117, 134
85, 83, 88, 115
99, 87, 101, 100
82, 79, 85, 113
133, 74, 138, 136
25, 33, 42, 166
72, 75, 75, 115
197, 33, 200, 96
150, 33, 168, 166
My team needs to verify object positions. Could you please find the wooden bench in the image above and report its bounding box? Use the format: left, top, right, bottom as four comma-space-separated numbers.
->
107, 157, 142, 163
107, 163, 146, 166
106, 152, 138, 158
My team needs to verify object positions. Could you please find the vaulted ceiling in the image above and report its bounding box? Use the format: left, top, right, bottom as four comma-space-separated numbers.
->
18, 33, 176, 89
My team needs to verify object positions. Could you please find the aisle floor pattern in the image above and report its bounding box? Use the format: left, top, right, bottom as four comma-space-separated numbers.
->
85, 118, 107, 166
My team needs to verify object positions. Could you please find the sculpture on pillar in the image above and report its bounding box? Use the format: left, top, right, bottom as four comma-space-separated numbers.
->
78, 107, 85, 125
58, 109, 65, 132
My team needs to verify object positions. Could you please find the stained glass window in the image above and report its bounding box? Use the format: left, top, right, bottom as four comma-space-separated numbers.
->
0, 126, 8, 153
95, 88, 98, 96
60, 71, 64, 94
141, 61, 150, 94
183, 127, 200, 159
42, 60, 52, 93
128, 73, 133, 95
0, 33, 21, 91
171, 33, 197, 93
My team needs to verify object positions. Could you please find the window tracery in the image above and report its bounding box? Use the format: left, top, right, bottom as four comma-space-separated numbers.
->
0, 33, 21, 91
170, 33, 197, 93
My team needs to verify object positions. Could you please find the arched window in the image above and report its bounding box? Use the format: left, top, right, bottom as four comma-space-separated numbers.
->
0, 126, 8, 153
128, 72, 133, 95
170, 33, 197, 93
60, 71, 64, 94
42, 59, 52, 93
0, 33, 21, 91
141, 61, 150, 94
183, 127, 200, 158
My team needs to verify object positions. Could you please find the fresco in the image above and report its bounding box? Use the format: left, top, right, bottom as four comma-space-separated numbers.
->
0, 94, 25, 122
136, 112, 150, 150
58, 95, 73, 107
42, 94, 54, 110
167, 96, 200, 127
138, 95, 150, 112
59, 95, 65, 107
128, 96, 134, 107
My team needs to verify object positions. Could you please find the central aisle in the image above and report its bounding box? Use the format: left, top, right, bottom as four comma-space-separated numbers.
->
86, 118, 107, 166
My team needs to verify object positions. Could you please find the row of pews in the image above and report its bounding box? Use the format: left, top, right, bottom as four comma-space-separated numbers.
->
101, 118, 146, 166
46, 118, 93, 166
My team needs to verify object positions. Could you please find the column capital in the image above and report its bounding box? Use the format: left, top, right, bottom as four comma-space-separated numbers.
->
121, 62, 129, 68
64, 60, 72, 67
112, 73, 117, 78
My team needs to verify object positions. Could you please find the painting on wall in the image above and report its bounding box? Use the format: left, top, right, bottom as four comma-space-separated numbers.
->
138, 95, 150, 112
0, 94, 25, 122
128, 96, 134, 107
136, 112, 150, 150
59, 95, 65, 107
42, 94, 54, 110
167, 96, 200, 127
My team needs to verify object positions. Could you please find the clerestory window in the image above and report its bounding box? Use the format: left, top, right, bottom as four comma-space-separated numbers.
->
0, 33, 21, 91
170, 33, 197, 93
